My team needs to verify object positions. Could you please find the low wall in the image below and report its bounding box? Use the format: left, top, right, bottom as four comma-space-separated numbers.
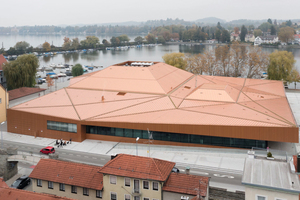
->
209, 187, 245, 200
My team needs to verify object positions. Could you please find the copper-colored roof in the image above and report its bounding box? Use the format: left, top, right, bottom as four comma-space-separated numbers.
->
10, 61, 297, 138
29, 159, 103, 190
162, 173, 209, 196
99, 154, 175, 181
0, 185, 74, 200
0, 54, 7, 70
8, 87, 46, 100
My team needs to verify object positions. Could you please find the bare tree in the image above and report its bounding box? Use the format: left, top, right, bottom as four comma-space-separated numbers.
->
246, 47, 269, 78
231, 42, 247, 77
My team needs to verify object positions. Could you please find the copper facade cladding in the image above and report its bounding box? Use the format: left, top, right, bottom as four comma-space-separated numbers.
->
7, 61, 298, 147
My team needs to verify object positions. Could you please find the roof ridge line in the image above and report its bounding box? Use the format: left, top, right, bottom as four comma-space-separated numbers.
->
241, 92, 297, 127
152, 158, 164, 181
69, 72, 94, 87
64, 88, 81, 120
83, 96, 165, 120
235, 77, 246, 103
168, 74, 196, 95
13, 105, 75, 110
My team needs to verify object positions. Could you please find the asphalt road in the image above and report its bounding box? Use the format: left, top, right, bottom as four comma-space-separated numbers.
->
2, 140, 244, 191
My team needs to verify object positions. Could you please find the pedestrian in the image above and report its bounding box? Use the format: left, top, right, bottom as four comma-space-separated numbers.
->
69, 138, 72, 144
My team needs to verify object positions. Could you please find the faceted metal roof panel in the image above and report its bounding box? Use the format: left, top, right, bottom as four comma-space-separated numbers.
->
10, 61, 297, 129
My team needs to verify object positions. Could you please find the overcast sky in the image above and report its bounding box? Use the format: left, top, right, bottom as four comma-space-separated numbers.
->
1, 0, 299, 27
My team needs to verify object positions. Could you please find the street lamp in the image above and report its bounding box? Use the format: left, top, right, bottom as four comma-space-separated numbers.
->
136, 137, 139, 156
1, 121, 6, 150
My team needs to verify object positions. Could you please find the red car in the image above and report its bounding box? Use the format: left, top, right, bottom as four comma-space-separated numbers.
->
40, 146, 55, 154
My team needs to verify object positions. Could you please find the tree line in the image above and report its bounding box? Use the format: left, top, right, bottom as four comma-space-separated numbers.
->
163, 42, 300, 86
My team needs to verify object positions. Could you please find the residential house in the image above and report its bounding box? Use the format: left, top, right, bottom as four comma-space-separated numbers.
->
245, 34, 255, 43
242, 151, 300, 200
29, 159, 103, 200
254, 35, 279, 45
99, 154, 175, 200
0, 54, 7, 89
230, 33, 240, 42
8, 87, 46, 108
162, 173, 209, 200
0, 177, 74, 200
0, 84, 8, 123
294, 34, 300, 44
207, 39, 218, 44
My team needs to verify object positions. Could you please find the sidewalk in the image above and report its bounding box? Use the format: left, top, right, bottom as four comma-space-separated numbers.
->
2, 131, 247, 173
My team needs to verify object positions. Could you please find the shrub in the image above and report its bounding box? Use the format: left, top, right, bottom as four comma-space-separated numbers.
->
267, 152, 273, 157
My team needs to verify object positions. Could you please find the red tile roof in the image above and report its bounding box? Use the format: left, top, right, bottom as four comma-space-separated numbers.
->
8, 87, 46, 100
0, 54, 7, 70
99, 154, 175, 182
29, 159, 103, 190
162, 173, 209, 197
0, 178, 8, 188
0, 185, 74, 200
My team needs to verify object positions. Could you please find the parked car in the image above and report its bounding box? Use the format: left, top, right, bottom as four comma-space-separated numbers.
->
40, 146, 55, 154
57, 73, 67, 77
11, 175, 31, 189
65, 71, 72, 76
172, 167, 180, 173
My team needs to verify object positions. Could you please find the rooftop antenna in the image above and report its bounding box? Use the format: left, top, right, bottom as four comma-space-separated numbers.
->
147, 128, 153, 157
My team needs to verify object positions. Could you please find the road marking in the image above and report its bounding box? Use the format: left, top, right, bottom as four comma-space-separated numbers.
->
92, 157, 97, 159
84, 156, 89, 158
213, 174, 234, 179
76, 155, 81, 157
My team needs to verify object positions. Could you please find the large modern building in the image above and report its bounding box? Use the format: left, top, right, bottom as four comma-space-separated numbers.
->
7, 61, 298, 148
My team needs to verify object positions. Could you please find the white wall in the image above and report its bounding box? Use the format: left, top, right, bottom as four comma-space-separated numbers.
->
245, 186, 299, 200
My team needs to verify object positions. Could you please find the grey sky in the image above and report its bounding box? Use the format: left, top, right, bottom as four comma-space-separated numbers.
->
1, 0, 299, 27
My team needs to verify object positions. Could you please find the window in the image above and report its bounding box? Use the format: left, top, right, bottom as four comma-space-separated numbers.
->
256, 195, 266, 200
152, 182, 158, 191
143, 198, 149, 200
96, 190, 102, 198
37, 179, 42, 187
143, 181, 149, 189
83, 188, 89, 196
71, 185, 77, 194
47, 121, 77, 133
125, 178, 130, 187
0, 98, 1, 103
110, 176, 117, 184
59, 183, 65, 191
111, 192, 117, 200
48, 181, 53, 189
275, 199, 286, 200
134, 197, 140, 200
125, 194, 131, 200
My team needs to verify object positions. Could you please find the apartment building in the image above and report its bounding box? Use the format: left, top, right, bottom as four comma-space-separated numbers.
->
29, 159, 103, 200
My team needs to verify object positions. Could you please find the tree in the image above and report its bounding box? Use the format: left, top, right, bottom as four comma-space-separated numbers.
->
258, 22, 272, 32
145, 33, 156, 43
162, 52, 187, 69
246, 47, 269, 78
231, 41, 247, 77
134, 36, 144, 44
117, 34, 130, 43
286, 20, 292, 27
71, 38, 80, 50
80, 36, 100, 48
254, 29, 263, 37
217, 22, 223, 30
42, 42, 51, 51
240, 25, 248, 42
46, 75, 54, 91
62, 37, 71, 50
102, 39, 110, 46
72, 64, 84, 77
234, 27, 240, 34
221, 29, 230, 43
278, 27, 295, 43
215, 29, 221, 43
287, 69, 300, 89
110, 36, 120, 46
270, 25, 276, 35
267, 18, 273, 24
215, 45, 232, 76
185, 53, 206, 75
14, 41, 30, 51
157, 36, 165, 44
267, 50, 295, 81
3, 54, 39, 90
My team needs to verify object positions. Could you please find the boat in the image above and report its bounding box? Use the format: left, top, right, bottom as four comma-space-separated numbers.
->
49, 63, 56, 68
56, 64, 65, 69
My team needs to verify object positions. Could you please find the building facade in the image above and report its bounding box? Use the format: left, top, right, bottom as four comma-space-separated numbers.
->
0, 54, 7, 89
7, 61, 298, 149
0, 84, 8, 123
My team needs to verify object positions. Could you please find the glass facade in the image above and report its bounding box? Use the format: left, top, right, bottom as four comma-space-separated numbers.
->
47, 121, 77, 133
86, 126, 267, 149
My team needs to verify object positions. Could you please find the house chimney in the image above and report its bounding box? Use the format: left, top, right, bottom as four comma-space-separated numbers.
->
185, 166, 190, 175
